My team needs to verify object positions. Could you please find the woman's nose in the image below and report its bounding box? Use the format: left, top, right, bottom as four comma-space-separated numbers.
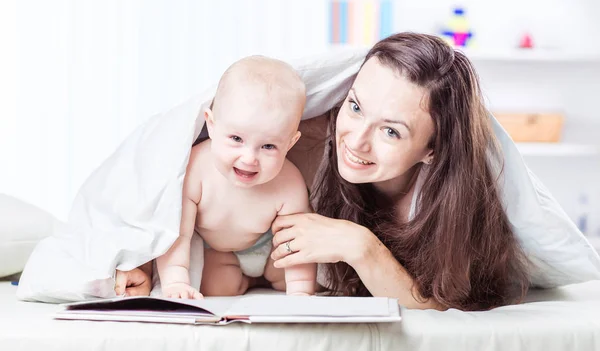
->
345, 127, 371, 153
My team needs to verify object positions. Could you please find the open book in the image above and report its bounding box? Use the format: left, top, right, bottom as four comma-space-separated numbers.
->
54, 295, 402, 325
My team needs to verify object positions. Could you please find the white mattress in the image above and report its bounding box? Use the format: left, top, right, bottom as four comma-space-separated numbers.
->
1, 280, 600, 351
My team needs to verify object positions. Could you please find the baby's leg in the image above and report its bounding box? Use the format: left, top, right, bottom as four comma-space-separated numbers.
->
200, 248, 249, 296
263, 253, 286, 292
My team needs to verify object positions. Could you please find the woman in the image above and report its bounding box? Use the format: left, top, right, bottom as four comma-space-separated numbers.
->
116, 33, 529, 311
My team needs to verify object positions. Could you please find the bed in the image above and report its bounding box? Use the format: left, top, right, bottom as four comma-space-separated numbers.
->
1, 279, 599, 351
3, 46, 600, 350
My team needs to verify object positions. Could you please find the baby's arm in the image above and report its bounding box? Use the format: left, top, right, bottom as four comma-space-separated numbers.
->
156, 147, 203, 299
276, 161, 316, 296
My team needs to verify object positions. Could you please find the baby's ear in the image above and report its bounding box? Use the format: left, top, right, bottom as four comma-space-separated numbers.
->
204, 108, 215, 136
287, 131, 301, 151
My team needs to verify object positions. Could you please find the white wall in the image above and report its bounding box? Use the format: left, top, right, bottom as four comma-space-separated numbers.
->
2, 0, 599, 237
1, 0, 330, 220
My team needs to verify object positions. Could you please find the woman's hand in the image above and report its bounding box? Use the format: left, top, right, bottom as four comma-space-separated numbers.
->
114, 267, 152, 297
271, 213, 375, 268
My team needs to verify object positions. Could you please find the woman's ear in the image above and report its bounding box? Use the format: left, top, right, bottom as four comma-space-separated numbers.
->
204, 108, 215, 137
422, 149, 434, 165
287, 131, 302, 151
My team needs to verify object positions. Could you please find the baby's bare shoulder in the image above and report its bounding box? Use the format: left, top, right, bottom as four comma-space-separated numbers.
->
272, 159, 307, 190
190, 139, 211, 161
183, 140, 212, 201
271, 159, 309, 214
185, 140, 212, 175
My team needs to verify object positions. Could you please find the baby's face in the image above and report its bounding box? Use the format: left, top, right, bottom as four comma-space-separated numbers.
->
206, 99, 301, 188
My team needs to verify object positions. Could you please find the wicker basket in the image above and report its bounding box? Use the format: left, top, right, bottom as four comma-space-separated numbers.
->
493, 112, 564, 143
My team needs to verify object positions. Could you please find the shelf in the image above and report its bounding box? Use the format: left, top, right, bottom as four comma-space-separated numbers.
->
328, 44, 600, 63
459, 48, 600, 63
516, 143, 600, 157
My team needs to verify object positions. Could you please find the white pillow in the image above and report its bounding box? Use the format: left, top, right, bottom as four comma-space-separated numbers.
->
490, 119, 600, 287
0, 194, 59, 277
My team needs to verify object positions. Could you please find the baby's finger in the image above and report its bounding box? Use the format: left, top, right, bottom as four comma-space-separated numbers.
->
114, 271, 128, 296
192, 290, 204, 300
184, 290, 195, 299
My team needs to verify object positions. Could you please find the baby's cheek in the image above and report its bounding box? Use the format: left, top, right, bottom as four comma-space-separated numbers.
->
216, 147, 236, 163
264, 157, 285, 176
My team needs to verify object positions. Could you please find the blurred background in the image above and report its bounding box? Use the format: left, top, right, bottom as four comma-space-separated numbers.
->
1, 0, 599, 249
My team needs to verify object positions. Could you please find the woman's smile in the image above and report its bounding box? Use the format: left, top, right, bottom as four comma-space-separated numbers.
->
341, 142, 375, 169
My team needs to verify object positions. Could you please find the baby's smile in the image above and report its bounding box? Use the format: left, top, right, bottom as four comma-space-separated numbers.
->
233, 167, 258, 182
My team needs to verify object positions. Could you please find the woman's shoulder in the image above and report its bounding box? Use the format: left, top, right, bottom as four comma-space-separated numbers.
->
299, 113, 330, 138
287, 114, 330, 188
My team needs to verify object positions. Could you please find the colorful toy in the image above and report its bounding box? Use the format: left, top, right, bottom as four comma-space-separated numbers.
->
519, 32, 534, 49
440, 7, 474, 48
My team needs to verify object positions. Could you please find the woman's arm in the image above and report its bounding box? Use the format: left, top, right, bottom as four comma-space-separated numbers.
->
349, 229, 445, 310
271, 213, 445, 310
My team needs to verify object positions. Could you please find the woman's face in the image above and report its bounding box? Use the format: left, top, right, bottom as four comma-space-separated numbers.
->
335, 57, 435, 187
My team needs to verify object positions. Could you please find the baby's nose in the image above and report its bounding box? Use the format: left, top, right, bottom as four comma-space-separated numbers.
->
240, 151, 258, 166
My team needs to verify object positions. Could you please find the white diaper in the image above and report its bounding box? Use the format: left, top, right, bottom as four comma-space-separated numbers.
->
233, 230, 273, 278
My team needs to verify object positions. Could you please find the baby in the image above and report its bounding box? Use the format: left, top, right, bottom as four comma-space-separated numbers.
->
157, 56, 316, 298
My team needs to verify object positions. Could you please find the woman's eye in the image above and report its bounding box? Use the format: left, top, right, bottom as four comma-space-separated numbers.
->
230, 135, 242, 143
262, 144, 276, 150
349, 100, 361, 113
384, 127, 400, 139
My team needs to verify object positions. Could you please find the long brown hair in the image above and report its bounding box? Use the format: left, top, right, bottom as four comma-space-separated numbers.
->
312, 33, 529, 311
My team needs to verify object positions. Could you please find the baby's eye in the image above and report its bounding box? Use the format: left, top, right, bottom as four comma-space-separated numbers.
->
383, 127, 400, 139
230, 135, 243, 143
349, 100, 361, 113
262, 144, 276, 150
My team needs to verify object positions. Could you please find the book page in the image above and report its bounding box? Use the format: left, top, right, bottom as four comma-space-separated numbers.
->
224, 295, 392, 317
61, 295, 397, 319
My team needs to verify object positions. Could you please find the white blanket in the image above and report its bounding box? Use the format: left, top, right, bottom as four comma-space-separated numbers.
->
16, 47, 600, 303
4, 281, 600, 351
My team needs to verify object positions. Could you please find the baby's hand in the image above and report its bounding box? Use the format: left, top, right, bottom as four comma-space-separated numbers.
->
162, 283, 203, 299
